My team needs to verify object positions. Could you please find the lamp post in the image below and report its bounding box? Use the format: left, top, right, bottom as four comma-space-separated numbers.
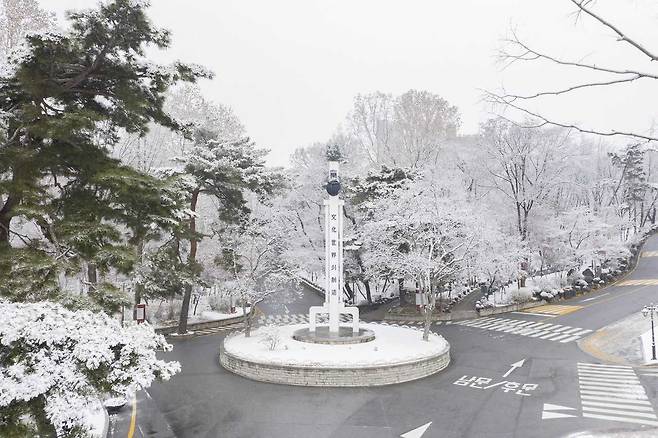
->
642, 303, 658, 361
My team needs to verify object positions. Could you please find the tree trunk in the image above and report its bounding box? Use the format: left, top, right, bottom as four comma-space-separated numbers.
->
178, 284, 192, 334
344, 282, 355, 304
0, 194, 17, 245
515, 202, 523, 240
243, 299, 252, 337
178, 188, 200, 335
363, 280, 373, 304
87, 263, 97, 291
131, 240, 145, 321
423, 284, 434, 341
0, 213, 10, 245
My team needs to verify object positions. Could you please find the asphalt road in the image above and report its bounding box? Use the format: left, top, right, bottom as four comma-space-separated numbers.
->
113, 235, 658, 438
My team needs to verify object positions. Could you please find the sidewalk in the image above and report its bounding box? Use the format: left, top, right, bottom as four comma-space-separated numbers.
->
451, 288, 484, 313
579, 312, 658, 366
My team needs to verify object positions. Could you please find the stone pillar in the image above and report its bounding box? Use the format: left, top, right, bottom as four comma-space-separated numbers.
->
308, 160, 359, 334
325, 197, 344, 333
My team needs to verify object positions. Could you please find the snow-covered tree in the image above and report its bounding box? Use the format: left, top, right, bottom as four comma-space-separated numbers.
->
346, 166, 419, 304
170, 133, 279, 334
480, 118, 572, 241
362, 178, 477, 340
216, 202, 298, 337
0, 301, 179, 437
469, 223, 525, 294
0, 0, 210, 309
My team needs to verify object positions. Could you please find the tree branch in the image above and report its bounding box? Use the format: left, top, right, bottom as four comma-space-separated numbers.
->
569, 0, 658, 62
484, 90, 658, 142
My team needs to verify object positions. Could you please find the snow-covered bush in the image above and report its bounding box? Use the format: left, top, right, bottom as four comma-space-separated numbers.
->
508, 290, 529, 304
259, 325, 282, 351
207, 294, 230, 312
534, 274, 566, 291
574, 279, 588, 288
151, 298, 182, 323
0, 301, 180, 437
540, 291, 556, 301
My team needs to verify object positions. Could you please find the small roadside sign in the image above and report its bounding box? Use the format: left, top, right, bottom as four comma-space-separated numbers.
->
135, 304, 146, 323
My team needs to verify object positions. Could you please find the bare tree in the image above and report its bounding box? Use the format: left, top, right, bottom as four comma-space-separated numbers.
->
349, 92, 395, 167
348, 90, 460, 169
393, 90, 460, 168
113, 84, 245, 174
480, 118, 572, 240
489, 0, 658, 142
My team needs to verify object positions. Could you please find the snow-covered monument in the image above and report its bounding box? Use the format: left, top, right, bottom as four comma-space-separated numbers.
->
219, 160, 450, 386
301, 161, 363, 340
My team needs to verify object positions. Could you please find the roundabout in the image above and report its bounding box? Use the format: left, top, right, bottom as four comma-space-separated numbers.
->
219, 162, 451, 386
219, 323, 450, 386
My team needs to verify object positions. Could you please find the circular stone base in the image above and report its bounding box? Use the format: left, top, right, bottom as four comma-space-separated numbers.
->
292, 326, 375, 345
219, 323, 450, 387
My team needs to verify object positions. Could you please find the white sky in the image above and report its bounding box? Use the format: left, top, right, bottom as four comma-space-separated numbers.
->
45, 0, 658, 166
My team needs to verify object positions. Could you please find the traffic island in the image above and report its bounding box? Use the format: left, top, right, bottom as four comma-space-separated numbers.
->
579, 312, 658, 366
219, 323, 450, 386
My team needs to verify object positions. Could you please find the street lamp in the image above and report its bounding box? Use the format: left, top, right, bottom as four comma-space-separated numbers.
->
642, 303, 658, 361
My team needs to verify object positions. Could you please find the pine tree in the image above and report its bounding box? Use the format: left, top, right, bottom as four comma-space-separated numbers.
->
0, 0, 210, 308
610, 143, 649, 234
171, 132, 279, 334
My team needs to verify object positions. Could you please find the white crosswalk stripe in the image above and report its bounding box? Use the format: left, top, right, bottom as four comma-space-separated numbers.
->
453, 317, 591, 343
577, 363, 658, 427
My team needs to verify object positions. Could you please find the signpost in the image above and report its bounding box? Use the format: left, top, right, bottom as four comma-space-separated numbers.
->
135, 303, 146, 324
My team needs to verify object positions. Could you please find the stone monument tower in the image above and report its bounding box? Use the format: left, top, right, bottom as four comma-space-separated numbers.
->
308, 161, 359, 334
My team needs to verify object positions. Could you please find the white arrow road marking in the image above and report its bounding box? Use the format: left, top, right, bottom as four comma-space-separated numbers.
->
542, 411, 577, 420
400, 422, 432, 438
503, 359, 526, 377
543, 403, 576, 411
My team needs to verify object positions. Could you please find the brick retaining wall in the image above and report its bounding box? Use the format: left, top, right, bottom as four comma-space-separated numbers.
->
219, 344, 450, 387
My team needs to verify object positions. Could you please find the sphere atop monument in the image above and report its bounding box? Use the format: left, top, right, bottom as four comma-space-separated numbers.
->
326, 161, 341, 196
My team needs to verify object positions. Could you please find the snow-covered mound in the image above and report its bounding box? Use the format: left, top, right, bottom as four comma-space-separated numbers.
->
223, 323, 448, 368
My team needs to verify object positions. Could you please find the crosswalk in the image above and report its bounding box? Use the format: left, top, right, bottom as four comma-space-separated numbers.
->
577, 363, 658, 427
617, 279, 658, 286
257, 313, 353, 326
641, 251, 658, 257
376, 320, 425, 328
256, 313, 427, 327
454, 317, 592, 343
189, 322, 244, 336
518, 304, 582, 316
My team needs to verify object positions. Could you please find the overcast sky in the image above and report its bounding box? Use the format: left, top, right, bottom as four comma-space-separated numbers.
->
45, 0, 658, 167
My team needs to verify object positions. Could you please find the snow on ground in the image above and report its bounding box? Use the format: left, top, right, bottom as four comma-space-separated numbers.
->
223, 323, 448, 367
194, 307, 249, 322
482, 271, 567, 307
154, 306, 250, 329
